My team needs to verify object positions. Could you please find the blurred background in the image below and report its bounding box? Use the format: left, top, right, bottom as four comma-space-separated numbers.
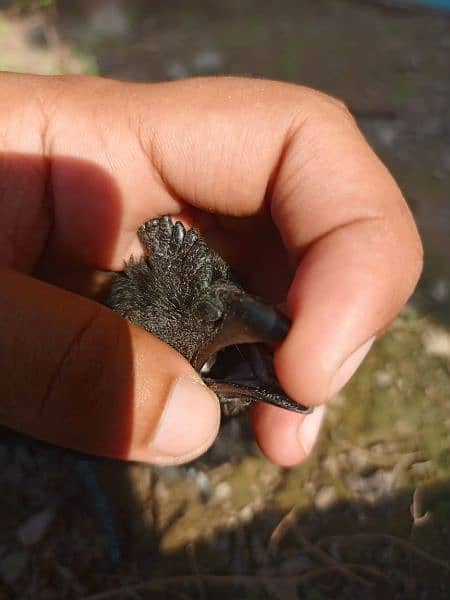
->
0, 1, 449, 599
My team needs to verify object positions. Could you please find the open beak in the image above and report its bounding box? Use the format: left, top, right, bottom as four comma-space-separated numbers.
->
196, 293, 312, 417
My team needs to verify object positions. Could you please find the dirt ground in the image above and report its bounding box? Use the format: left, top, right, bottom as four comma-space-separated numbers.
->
0, 1, 449, 599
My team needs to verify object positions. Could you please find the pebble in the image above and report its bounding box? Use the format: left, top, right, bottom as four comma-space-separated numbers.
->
422, 326, 450, 358
192, 50, 223, 73
373, 122, 401, 148
189, 469, 211, 502
226, 514, 239, 528
347, 469, 396, 503
239, 505, 253, 523
430, 279, 449, 303
323, 455, 341, 477
314, 486, 338, 510
214, 481, 232, 502
375, 369, 394, 388
348, 448, 370, 472
16, 506, 55, 546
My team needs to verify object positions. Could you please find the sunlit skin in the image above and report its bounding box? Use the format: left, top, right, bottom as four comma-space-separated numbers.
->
0, 74, 422, 467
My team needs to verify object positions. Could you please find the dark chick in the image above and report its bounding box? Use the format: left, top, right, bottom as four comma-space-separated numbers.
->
107, 216, 311, 418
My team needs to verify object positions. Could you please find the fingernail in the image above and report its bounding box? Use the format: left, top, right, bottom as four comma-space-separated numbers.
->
298, 405, 325, 455
149, 376, 220, 464
328, 336, 375, 399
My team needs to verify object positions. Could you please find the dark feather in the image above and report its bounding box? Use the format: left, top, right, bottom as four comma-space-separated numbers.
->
106, 216, 311, 417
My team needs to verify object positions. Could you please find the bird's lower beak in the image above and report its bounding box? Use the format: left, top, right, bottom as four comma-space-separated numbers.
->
197, 295, 312, 417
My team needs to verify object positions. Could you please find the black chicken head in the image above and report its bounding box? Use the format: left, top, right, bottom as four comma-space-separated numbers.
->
107, 216, 311, 418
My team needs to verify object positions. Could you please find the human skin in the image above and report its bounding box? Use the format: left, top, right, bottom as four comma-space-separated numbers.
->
0, 73, 422, 467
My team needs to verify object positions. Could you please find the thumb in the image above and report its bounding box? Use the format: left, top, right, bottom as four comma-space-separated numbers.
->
0, 270, 220, 465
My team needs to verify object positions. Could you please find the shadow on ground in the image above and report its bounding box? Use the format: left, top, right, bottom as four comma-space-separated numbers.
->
1, 431, 449, 599
94, 480, 450, 600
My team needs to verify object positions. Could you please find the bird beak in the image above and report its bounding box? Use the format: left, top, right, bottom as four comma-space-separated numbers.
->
195, 292, 312, 416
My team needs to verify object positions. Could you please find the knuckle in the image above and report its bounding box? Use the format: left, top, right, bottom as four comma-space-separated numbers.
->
294, 86, 355, 123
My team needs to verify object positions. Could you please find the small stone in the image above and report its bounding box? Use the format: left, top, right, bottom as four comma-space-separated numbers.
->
239, 505, 253, 523
192, 50, 223, 73
430, 279, 449, 303
323, 455, 341, 478
314, 486, 338, 510
226, 514, 239, 528
374, 370, 393, 388
422, 326, 450, 358
347, 469, 396, 503
16, 506, 55, 546
348, 448, 370, 472
187, 469, 211, 501
214, 481, 232, 502
304, 481, 317, 497
374, 122, 400, 148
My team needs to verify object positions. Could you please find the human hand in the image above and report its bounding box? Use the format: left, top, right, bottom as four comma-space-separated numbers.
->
0, 74, 422, 466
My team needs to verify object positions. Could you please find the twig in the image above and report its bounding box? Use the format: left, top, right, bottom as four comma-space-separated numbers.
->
294, 530, 370, 586
317, 533, 450, 571
80, 565, 390, 600
265, 507, 298, 562
410, 487, 431, 527
265, 507, 372, 586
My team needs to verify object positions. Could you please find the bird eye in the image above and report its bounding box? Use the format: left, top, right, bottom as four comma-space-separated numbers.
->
196, 300, 223, 322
